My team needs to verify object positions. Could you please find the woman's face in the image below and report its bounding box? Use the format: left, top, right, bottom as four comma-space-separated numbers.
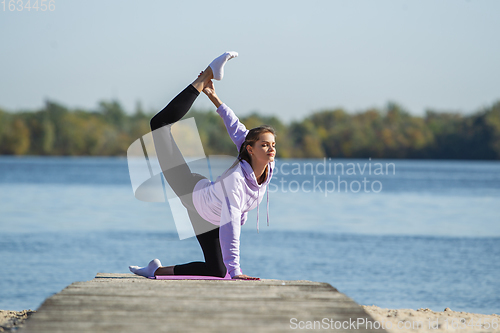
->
248, 132, 276, 164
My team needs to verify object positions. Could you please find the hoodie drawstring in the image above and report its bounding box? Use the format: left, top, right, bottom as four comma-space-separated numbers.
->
256, 185, 271, 233
266, 185, 269, 227
256, 187, 260, 233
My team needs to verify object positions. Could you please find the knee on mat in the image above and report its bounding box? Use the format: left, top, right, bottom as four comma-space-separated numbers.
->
210, 266, 227, 278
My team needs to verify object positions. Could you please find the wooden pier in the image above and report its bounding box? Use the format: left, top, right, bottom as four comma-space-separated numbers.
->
20, 273, 385, 332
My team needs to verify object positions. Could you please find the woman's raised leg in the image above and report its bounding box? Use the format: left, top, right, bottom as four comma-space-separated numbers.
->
149, 67, 214, 210
150, 67, 213, 131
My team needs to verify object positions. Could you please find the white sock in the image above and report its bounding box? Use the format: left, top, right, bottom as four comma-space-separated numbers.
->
129, 258, 162, 278
209, 51, 238, 80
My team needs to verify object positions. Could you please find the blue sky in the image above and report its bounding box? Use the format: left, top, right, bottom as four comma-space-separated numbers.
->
1, 0, 499, 123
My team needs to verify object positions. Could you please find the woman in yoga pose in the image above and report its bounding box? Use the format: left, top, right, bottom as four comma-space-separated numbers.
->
129, 52, 276, 280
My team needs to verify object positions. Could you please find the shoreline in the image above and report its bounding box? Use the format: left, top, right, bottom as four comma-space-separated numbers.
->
0, 310, 35, 332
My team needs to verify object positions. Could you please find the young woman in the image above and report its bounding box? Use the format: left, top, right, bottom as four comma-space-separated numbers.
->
129, 52, 276, 280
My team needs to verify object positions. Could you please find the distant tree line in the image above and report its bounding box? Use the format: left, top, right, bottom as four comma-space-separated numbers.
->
1, 99, 499, 159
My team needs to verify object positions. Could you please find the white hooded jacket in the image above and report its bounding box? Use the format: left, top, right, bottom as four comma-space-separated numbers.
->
192, 103, 274, 278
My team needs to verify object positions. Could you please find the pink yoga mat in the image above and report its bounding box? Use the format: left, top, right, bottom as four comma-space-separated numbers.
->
150, 271, 232, 280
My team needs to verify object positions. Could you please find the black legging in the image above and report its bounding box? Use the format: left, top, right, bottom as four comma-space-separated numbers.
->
150, 84, 227, 277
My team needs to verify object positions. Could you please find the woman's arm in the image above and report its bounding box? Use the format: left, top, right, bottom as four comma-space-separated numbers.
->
201, 77, 249, 150
218, 176, 260, 280
216, 104, 249, 151
218, 177, 244, 278
203, 80, 223, 108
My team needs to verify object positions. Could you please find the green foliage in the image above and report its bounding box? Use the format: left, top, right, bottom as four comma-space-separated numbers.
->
0, 116, 31, 155
0, 99, 500, 159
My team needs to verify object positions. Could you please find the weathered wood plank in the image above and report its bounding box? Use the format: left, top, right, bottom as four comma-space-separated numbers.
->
20, 273, 386, 333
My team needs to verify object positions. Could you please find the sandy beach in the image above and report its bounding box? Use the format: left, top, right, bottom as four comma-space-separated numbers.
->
0, 310, 35, 332
363, 306, 499, 333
